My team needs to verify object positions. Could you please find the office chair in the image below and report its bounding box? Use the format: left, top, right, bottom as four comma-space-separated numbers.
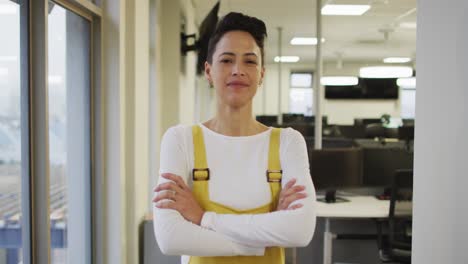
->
256, 115, 278, 126
284, 123, 315, 137
377, 169, 413, 263
282, 113, 305, 124
304, 137, 356, 149
354, 118, 382, 127
365, 123, 386, 139
335, 125, 366, 139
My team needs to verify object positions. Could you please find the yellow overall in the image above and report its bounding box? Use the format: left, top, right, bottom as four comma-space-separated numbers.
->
189, 125, 285, 264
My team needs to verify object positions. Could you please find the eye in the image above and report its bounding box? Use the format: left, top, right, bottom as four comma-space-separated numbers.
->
246, 60, 258, 65
220, 58, 233, 63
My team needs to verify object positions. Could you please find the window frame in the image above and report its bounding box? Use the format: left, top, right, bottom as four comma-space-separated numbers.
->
290, 71, 314, 89
27, 1, 102, 263
289, 71, 314, 115
400, 87, 416, 119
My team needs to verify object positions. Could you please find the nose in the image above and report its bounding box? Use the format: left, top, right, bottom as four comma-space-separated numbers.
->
232, 62, 245, 76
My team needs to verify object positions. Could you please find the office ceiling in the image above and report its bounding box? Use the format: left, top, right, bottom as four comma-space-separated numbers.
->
192, 0, 417, 65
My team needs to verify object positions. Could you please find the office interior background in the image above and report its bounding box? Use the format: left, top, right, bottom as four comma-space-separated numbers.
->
0, 0, 467, 263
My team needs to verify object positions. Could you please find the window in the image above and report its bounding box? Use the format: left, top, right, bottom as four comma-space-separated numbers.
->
289, 72, 314, 116
0, 0, 102, 264
0, 1, 25, 263
0, 1, 99, 263
401, 88, 416, 119
48, 2, 92, 263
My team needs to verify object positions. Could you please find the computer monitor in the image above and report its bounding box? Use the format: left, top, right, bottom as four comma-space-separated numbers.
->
335, 125, 366, 139
398, 125, 414, 141
303, 115, 328, 125
360, 145, 413, 187
256, 115, 277, 126
304, 137, 355, 149
354, 118, 382, 127
284, 124, 315, 137
364, 123, 386, 138
282, 113, 305, 124
309, 148, 363, 203
402, 119, 415, 126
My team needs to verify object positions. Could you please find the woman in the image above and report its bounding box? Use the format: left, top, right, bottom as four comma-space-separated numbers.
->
153, 12, 316, 264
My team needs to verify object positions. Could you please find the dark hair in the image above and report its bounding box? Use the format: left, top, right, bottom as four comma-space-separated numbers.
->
206, 12, 268, 66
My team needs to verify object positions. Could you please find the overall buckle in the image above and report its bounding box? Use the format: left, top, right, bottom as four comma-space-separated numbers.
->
192, 168, 210, 181
266, 170, 282, 182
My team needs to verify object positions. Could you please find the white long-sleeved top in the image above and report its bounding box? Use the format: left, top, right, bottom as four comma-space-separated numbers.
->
153, 124, 316, 264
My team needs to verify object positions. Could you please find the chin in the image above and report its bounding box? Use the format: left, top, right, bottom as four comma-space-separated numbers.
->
218, 90, 256, 109
224, 97, 252, 109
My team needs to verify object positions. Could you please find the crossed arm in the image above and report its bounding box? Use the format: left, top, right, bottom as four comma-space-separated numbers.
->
153, 198, 266, 256
153, 127, 316, 256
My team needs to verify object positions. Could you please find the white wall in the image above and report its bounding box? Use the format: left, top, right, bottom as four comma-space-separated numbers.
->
156, 0, 181, 132
413, 0, 468, 263
256, 62, 403, 124
101, 0, 128, 263
179, 0, 197, 125
196, 77, 216, 122
149, 0, 182, 208
132, 0, 150, 263
153, 0, 199, 129
102, 0, 151, 263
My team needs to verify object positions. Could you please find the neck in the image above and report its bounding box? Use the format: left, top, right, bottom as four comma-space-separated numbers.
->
205, 102, 267, 136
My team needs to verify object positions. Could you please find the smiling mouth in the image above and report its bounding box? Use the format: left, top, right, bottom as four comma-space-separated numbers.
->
227, 82, 249, 88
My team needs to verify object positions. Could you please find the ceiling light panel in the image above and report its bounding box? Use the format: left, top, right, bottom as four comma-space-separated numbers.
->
399, 22, 417, 29
321, 76, 358, 86
274, 56, 300, 63
290, 37, 325, 45
397, 77, 416, 88
383, 57, 412, 63
359, 66, 413, 78
321, 5, 371, 16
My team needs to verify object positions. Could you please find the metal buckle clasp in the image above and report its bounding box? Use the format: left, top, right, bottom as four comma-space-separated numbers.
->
266, 170, 282, 182
192, 168, 210, 181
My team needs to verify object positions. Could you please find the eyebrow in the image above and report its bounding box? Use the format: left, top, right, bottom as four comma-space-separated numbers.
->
218, 52, 258, 58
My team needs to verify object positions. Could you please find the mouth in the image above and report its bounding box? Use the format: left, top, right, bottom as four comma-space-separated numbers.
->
227, 81, 249, 88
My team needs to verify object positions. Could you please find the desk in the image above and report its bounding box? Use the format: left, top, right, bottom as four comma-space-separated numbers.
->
316, 196, 389, 264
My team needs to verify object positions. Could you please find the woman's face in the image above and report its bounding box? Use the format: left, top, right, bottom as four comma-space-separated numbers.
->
205, 30, 265, 109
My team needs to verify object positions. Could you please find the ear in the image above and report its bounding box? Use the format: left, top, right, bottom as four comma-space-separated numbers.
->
259, 66, 265, 86
204, 61, 212, 84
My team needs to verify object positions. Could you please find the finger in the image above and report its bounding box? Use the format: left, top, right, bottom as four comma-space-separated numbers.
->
162, 173, 189, 190
155, 200, 177, 210
288, 204, 303, 210
283, 192, 307, 205
284, 178, 297, 190
278, 182, 301, 202
161, 172, 176, 178
154, 182, 184, 194
154, 173, 178, 191
172, 175, 190, 190
161, 173, 178, 183
281, 185, 306, 199
282, 192, 308, 208
152, 191, 177, 203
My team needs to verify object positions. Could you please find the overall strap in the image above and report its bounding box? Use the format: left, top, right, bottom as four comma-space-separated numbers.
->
189, 126, 285, 264
192, 125, 210, 206
267, 128, 283, 210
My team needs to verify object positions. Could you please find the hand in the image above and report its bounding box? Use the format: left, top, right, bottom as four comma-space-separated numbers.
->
153, 173, 205, 225
276, 178, 307, 211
